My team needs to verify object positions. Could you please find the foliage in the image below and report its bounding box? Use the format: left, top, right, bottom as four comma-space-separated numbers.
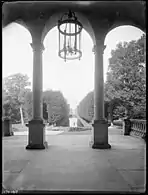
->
3, 73, 31, 123
104, 34, 146, 119
3, 73, 31, 105
43, 90, 70, 126
77, 91, 94, 122
24, 91, 33, 121
113, 105, 126, 119
77, 91, 109, 122
25, 90, 70, 126
77, 34, 146, 121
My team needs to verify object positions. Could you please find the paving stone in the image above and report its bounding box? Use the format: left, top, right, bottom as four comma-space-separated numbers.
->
2, 127, 146, 192
118, 170, 146, 188
4, 160, 30, 173
3, 172, 20, 190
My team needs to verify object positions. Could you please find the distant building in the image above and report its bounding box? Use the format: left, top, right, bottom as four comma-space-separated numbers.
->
69, 117, 77, 127
69, 108, 77, 127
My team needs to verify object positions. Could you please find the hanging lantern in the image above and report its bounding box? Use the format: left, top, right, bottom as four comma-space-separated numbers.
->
58, 10, 83, 62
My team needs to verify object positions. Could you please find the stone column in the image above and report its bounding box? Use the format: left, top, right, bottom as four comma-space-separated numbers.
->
91, 39, 111, 149
26, 37, 47, 150
31, 40, 44, 120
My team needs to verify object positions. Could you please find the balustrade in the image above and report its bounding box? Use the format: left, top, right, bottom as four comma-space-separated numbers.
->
130, 119, 146, 139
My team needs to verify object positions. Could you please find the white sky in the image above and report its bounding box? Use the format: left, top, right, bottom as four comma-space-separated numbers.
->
2, 23, 144, 109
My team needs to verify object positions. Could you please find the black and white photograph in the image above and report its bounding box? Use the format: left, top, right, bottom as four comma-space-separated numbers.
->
2, 1, 146, 193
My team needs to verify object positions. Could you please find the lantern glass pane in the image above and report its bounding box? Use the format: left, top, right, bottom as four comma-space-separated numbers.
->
58, 11, 83, 61
59, 32, 67, 50
59, 23, 80, 35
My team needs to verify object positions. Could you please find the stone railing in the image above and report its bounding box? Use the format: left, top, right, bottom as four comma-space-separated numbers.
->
123, 118, 146, 140
130, 119, 146, 139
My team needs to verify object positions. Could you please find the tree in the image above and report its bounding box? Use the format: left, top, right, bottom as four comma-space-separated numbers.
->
43, 90, 70, 126
3, 73, 31, 124
107, 98, 126, 122
24, 91, 33, 121
25, 90, 70, 126
77, 35, 146, 122
105, 34, 146, 119
77, 91, 109, 123
77, 91, 94, 122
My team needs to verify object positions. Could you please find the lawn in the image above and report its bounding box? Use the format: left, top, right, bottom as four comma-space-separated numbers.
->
12, 124, 92, 132
12, 124, 28, 132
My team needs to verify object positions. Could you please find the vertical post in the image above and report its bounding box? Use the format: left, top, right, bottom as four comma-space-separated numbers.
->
91, 39, 111, 149
31, 39, 44, 120
123, 118, 131, 135
94, 40, 106, 120
3, 118, 13, 136
26, 36, 47, 150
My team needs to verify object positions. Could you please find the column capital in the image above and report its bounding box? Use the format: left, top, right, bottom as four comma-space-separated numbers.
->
92, 43, 106, 55
30, 41, 45, 52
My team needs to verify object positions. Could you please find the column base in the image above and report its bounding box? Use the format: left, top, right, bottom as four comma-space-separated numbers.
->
26, 141, 48, 150
124, 132, 130, 136
91, 119, 111, 149
25, 119, 48, 150
91, 143, 111, 149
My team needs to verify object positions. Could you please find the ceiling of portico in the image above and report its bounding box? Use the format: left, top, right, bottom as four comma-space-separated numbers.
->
3, 1, 145, 38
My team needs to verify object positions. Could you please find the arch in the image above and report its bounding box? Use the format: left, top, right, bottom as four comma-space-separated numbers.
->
104, 24, 145, 52
42, 11, 96, 45
14, 19, 33, 42
104, 25, 146, 120
104, 21, 145, 41
3, 20, 32, 43
43, 24, 94, 110
3, 21, 33, 87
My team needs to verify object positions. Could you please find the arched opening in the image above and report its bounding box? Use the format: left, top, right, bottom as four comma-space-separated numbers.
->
104, 25, 146, 123
2, 22, 32, 79
2, 22, 33, 129
43, 20, 94, 127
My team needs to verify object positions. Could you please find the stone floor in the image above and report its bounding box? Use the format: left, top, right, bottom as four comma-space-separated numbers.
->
2, 127, 146, 193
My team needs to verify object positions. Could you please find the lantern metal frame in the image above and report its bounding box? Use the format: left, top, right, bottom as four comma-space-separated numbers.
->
57, 10, 83, 61
58, 48, 82, 61
58, 19, 83, 36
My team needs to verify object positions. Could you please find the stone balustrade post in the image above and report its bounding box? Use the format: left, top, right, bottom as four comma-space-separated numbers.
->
123, 118, 131, 135
3, 117, 14, 136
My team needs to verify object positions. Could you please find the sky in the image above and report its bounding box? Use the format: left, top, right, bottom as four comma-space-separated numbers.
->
2, 23, 144, 109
